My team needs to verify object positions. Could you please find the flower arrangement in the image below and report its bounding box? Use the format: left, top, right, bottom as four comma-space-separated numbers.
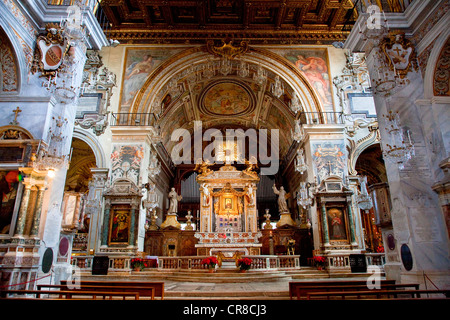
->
376, 245, 385, 253
202, 256, 218, 269
131, 258, 146, 271
313, 256, 326, 270
237, 258, 253, 271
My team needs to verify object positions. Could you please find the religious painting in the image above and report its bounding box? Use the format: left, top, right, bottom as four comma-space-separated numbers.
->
225, 198, 232, 209
109, 206, 131, 244
120, 48, 183, 107
0, 170, 20, 234
200, 81, 252, 116
327, 207, 348, 241
110, 144, 144, 186
281, 48, 333, 108
311, 140, 346, 183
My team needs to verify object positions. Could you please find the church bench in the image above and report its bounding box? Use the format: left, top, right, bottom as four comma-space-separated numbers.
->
306, 289, 450, 300
61, 280, 165, 299
0, 289, 140, 300
294, 283, 420, 300
289, 280, 395, 300
37, 284, 155, 300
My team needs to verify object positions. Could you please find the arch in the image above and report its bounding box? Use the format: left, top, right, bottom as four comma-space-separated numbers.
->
0, 8, 31, 95
347, 126, 381, 176
72, 128, 107, 168
129, 46, 323, 115
423, 28, 450, 99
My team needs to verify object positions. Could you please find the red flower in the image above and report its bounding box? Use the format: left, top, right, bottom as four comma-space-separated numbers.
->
314, 256, 326, 264
376, 246, 385, 253
238, 258, 252, 270
202, 256, 218, 266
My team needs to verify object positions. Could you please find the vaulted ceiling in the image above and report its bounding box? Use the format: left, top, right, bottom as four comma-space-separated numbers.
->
100, 0, 356, 44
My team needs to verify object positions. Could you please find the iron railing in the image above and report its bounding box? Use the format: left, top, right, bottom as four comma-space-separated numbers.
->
298, 111, 344, 125
110, 113, 158, 127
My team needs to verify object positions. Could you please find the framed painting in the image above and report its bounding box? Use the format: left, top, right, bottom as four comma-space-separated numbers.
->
326, 207, 349, 242
0, 169, 21, 235
219, 194, 238, 215
108, 205, 131, 244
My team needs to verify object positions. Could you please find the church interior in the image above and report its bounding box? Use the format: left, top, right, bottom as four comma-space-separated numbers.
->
0, 0, 449, 302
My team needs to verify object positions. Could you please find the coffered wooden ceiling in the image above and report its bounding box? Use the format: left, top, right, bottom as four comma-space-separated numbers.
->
101, 0, 356, 44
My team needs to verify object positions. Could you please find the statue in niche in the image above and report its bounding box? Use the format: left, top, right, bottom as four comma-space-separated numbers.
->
168, 187, 182, 214
272, 184, 290, 213
246, 183, 254, 206
201, 183, 210, 206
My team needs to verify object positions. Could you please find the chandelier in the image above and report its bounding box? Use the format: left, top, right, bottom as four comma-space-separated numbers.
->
148, 150, 161, 178
253, 64, 267, 86
41, 1, 86, 104
291, 119, 305, 143
33, 115, 71, 172
297, 182, 314, 209
371, 48, 409, 96
382, 110, 414, 169
289, 91, 302, 114
237, 60, 250, 78
271, 75, 284, 98
356, 176, 373, 212
295, 148, 307, 174
219, 57, 232, 76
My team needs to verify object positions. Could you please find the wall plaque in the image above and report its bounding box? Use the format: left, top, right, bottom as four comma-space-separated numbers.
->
401, 244, 413, 271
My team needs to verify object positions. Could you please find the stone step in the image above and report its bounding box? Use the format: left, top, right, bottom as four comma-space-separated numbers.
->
165, 290, 290, 299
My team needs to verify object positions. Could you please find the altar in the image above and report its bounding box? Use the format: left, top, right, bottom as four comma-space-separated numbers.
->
194, 163, 262, 256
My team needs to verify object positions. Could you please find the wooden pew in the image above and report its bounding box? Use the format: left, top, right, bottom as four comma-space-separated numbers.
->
289, 280, 395, 300
0, 289, 140, 300
295, 283, 420, 300
38, 284, 155, 300
61, 280, 165, 299
306, 289, 450, 300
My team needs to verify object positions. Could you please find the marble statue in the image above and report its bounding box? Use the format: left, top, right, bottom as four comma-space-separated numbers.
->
272, 184, 290, 213
168, 187, 182, 214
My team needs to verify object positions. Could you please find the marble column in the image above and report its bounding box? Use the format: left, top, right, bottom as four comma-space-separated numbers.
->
30, 186, 46, 237
14, 184, 32, 237
100, 206, 111, 246
87, 168, 108, 254
321, 202, 330, 246
129, 208, 136, 247
346, 197, 357, 245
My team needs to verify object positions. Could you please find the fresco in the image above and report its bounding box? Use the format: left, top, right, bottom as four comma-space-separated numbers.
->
110, 144, 144, 186
120, 48, 183, 107
277, 48, 333, 108
201, 82, 251, 116
311, 141, 346, 183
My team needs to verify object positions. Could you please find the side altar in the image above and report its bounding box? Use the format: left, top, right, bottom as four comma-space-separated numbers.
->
194, 163, 262, 256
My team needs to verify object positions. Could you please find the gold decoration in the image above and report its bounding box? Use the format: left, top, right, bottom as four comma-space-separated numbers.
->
31, 23, 68, 76
380, 31, 418, 79
206, 39, 249, 59
194, 160, 214, 177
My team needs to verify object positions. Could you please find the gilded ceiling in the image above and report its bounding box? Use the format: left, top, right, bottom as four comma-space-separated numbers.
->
100, 0, 355, 44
